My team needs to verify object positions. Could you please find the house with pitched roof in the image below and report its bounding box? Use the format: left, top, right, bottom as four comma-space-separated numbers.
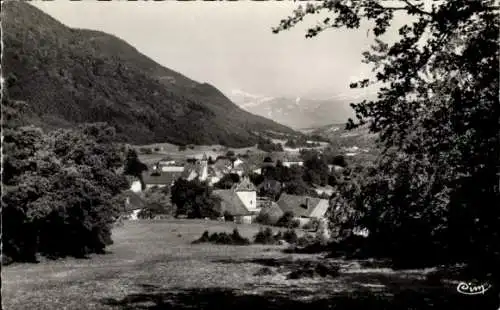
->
181, 154, 209, 182
212, 177, 258, 224
276, 194, 330, 227
142, 170, 183, 190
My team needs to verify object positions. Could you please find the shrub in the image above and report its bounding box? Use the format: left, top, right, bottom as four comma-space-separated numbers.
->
255, 212, 273, 226
276, 211, 295, 228
2, 123, 129, 262
223, 211, 234, 222
303, 218, 320, 231
230, 228, 251, 245
283, 229, 298, 244
139, 147, 153, 154
254, 227, 276, 244
193, 229, 250, 245
287, 261, 340, 280
253, 227, 290, 245
178, 145, 187, 151
254, 267, 276, 276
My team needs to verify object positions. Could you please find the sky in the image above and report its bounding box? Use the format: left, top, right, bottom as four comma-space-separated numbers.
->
32, 1, 404, 100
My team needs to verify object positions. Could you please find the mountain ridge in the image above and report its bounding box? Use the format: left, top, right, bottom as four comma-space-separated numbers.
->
2, 1, 297, 147
228, 89, 358, 129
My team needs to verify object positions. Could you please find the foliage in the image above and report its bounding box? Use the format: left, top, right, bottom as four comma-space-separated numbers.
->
303, 218, 321, 231
208, 156, 215, 165
2, 114, 129, 261
275, 0, 500, 276
282, 179, 315, 196
248, 172, 265, 187
178, 145, 187, 152
331, 155, 348, 168
171, 179, 222, 219
285, 137, 320, 148
302, 152, 330, 186
124, 149, 148, 189
193, 229, 250, 245
257, 181, 282, 201
223, 211, 234, 222
254, 227, 282, 245
213, 173, 240, 190
3, 1, 296, 148
257, 138, 284, 152
141, 186, 176, 218
255, 212, 274, 226
276, 211, 300, 228
263, 156, 273, 163
282, 229, 298, 244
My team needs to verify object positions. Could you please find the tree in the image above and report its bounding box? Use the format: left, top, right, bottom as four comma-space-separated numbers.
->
142, 186, 175, 218
274, 0, 500, 277
2, 118, 129, 261
331, 155, 348, 168
124, 149, 148, 189
213, 173, 240, 189
303, 154, 329, 186
171, 179, 222, 219
282, 179, 313, 196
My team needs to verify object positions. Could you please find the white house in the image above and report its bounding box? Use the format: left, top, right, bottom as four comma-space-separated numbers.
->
160, 166, 184, 173
233, 158, 244, 168
213, 177, 258, 224
130, 180, 143, 193
283, 161, 304, 168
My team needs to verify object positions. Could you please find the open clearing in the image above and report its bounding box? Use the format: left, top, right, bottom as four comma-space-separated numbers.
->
2, 220, 494, 309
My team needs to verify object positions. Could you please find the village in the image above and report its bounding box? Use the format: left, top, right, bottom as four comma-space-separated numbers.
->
121, 139, 352, 240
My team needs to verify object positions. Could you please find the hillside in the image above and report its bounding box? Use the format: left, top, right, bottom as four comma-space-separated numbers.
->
303, 123, 380, 165
2, 1, 297, 147
229, 90, 355, 129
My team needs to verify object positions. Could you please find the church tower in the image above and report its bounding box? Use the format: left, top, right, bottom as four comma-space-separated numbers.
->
199, 153, 208, 181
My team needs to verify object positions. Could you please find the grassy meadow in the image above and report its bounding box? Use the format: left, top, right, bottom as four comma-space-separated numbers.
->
2, 220, 496, 310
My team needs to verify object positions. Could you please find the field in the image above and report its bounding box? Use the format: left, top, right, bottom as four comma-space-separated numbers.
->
2, 220, 495, 310
134, 143, 266, 165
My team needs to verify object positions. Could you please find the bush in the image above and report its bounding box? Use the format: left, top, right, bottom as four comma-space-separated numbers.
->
2, 123, 129, 262
178, 145, 187, 151
283, 229, 298, 244
276, 211, 295, 228
303, 218, 320, 231
139, 147, 153, 154
223, 211, 234, 222
253, 227, 292, 245
287, 261, 340, 279
255, 212, 273, 225
193, 229, 250, 246
254, 227, 277, 245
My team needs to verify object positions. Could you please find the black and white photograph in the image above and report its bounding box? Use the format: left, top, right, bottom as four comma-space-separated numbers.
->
1, 0, 499, 309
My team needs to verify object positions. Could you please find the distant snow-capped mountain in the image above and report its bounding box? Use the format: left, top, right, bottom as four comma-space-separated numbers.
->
227, 89, 356, 129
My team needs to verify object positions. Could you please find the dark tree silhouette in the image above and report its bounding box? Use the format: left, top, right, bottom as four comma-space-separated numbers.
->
274, 0, 500, 278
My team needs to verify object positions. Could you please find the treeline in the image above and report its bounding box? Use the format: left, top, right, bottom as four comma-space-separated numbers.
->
2, 99, 129, 263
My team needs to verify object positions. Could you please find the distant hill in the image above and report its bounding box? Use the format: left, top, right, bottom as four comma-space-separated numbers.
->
2, 1, 297, 147
228, 89, 356, 129
304, 122, 380, 164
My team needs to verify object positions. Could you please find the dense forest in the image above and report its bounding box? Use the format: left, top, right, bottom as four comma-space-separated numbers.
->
2, 1, 296, 147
